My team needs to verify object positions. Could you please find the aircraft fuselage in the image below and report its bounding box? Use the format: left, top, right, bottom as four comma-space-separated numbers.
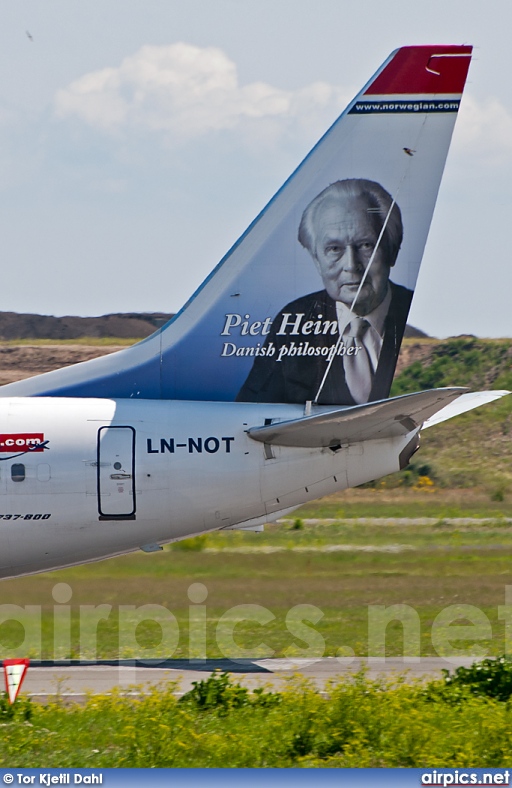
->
0, 397, 412, 578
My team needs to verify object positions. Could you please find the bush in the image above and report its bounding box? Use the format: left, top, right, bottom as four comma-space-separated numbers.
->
171, 535, 208, 552
441, 655, 512, 702
0, 692, 32, 722
491, 485, 506, 502
179, 670, 251, 712
179, 670, 280, 714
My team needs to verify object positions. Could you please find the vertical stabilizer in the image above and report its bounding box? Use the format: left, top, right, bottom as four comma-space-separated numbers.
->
0, 46, 472, 404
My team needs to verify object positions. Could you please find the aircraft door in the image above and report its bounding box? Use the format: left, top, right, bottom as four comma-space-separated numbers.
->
97, 426, 136, 519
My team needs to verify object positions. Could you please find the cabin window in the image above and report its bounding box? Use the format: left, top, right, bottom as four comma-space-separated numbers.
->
11, 464, 26, 482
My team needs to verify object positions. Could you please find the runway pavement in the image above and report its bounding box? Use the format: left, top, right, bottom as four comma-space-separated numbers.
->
21, 657, 478, 702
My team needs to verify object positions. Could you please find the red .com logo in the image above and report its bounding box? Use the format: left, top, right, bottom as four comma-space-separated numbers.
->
0, 433, 45, 452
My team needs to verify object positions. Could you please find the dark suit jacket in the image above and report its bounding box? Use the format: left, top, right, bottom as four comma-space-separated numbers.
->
236, 283, 413, 405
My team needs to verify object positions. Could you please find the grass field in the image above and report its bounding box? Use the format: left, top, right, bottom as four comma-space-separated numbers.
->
298, 486, 512, 518
1, 491, 512, 661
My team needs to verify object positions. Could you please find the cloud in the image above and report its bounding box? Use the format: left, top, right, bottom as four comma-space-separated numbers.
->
453, 94, 512, 165
54, 43, 349, 144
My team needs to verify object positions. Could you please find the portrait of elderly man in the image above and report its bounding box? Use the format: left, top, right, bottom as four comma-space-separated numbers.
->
236, 178, 412, 406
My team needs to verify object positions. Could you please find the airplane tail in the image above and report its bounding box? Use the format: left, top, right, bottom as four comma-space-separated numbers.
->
1, 45, 472, 404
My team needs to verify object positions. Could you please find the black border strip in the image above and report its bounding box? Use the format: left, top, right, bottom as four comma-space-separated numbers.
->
349, 99, 460, 114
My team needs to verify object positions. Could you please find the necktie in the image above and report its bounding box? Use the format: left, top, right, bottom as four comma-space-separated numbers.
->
343, 317, 373, 404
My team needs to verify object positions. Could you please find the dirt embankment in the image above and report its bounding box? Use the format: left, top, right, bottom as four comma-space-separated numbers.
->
0, 312, 173, 341
0, 311, 174, 385
0, 345, 128, 385
394, 341, 435, 375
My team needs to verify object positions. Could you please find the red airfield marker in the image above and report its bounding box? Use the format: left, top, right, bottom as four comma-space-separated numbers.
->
3, 658, 30, 704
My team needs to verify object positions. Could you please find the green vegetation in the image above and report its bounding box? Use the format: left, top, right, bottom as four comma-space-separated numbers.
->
2, 516, 512, 660
297, 487, 512, 518
384, 339, 512, 494
442, 655, 512, 702
392, 337, 512, 395
4, 668, 512, 766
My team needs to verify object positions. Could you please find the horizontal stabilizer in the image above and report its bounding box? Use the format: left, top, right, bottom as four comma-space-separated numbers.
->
422, 390, 510, 429
248, 388, 467, 448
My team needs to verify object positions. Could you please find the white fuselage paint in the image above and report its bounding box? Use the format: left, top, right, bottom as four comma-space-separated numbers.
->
0, 397, 412, 579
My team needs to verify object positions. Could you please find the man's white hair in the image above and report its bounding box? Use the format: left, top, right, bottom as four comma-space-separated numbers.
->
298, 178, 403, 266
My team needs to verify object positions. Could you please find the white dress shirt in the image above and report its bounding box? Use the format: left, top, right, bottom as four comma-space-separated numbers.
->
335, 285, 391, 372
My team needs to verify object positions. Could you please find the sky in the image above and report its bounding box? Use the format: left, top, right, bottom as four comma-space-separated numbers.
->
1, 0, 511, 338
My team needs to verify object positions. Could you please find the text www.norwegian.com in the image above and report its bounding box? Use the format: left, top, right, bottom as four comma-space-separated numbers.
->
422, 772, 509, 786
